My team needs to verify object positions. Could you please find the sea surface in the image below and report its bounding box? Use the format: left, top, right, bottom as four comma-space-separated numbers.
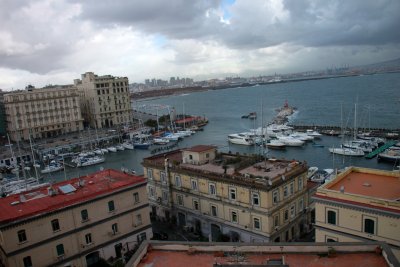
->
39, 73, 400, 182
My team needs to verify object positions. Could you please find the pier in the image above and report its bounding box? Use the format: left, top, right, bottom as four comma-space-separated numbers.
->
364, 140, 397, 159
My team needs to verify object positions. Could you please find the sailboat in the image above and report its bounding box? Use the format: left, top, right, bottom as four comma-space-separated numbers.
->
329, 103, 364, 156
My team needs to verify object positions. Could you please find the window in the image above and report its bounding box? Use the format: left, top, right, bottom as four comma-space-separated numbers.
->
162, 191, 168, 201
211, 205, 217, 217
229, 187, 237, 200
136, 214, 142, 226
364, 218, 375, 235
193, 200, 199, 210
274, 215, 279, 227
252, 193, 260, 206
298, 177, 303, 190
191, 179, 198, 190
108, 200, 115, 212
112, 223, 118, 234
273, 190, 279, 204
290, 205, 296, 218
23, 256, 32, 267
147, 169, 153, 179
56, 244, 65, 256
253, 217, 261, 230
175, 175, 181, 187
81, 209, 89, 221
85, 233, 92, 244
18, 230, 27, 243
298, 199, 304, 212
160, 171, 166, 183
327, 210, 336, 225
231, 211, 238, 223
137, 232, 147, 243
283, 185, 288, 198
177, 194, 183, 206
133, 192, 140, 203
289, 182, 294, 195
284, 210, 289, 222
51, 219, 60, 232
209, 183, 216, 195
149, 186, 155, 198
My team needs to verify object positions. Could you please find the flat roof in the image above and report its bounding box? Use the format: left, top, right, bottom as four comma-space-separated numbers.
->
326, 169, 400, 200
132, 242, 395, 267
0, 169, 145, 226
182, 145, 216, 153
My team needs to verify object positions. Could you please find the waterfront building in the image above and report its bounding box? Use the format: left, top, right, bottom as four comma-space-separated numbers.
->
3, 85, 83, 142
0, 169, 152, 267
142, 145, 315, 243
127, 241, 399, 267
314, 166, 400, 260
74, 72, 132, 129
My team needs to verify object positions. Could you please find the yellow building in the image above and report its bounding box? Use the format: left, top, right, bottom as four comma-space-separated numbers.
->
0, 169, 152, 267
143, 145, 314, 243
74, 72, 132, 129
314, 166, 400, 259
4, 85, 84, 142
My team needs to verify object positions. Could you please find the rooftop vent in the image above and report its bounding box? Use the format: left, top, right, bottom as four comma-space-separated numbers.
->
48, 187, 57, 196
340, 185, 345, 193
363, 182, 371, 187
281, 175, 286, 181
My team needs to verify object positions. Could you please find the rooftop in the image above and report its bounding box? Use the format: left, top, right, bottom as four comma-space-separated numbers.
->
0, 169, 145, 226
143, 148, 307, 189
129, 241, 398, 267
325, 167, 400, 201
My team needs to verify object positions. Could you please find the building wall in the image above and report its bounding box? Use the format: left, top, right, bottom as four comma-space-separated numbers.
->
3, 87, 83, 142
315, 201, 400, 246
144, 163, 310, 243
75, 72, 132, 129
0, 183, 151, 267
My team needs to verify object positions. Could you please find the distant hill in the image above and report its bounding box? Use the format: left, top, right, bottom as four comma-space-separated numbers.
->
354, 58, 400, 71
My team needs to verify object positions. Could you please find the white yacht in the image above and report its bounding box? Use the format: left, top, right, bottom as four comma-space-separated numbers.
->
266, 139, 286, 149
122, 141, 134, 150
41, 161, 64, 174
290, 132, 314, 141
306, 129, 322, 138
101, 148, 109, 154
329, 147, 364, 156
107, 146, 117, 152
116, 144, 125, 151
94, 149, 104, 155
276, 136, 304, 146
76, 156, 105, 167
307, 166, 319, 179
228, 133, 254, 146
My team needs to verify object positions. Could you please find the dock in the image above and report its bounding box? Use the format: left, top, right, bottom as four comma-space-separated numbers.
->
364, 140, 397, 159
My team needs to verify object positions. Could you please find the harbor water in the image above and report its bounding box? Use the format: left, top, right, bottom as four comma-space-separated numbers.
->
38, 72, 400, 182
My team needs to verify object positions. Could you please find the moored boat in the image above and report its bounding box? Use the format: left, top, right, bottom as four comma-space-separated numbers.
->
228, 133, 254, 146
41, 161, 64, 174
329, 147, 364, 156
76, 156, 105, 167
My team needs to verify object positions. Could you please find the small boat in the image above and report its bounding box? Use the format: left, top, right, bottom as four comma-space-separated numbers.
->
276, 136, 304, 147
228, 133, 254, 146
310, 169, 334, 183
76, 156, 105, 167
122, 142, 134, 150
377, 149, 400, 162
241, 112, 257, 119
41, 161, 64, 174
153, 138, 170, 145
329, 147, 364, 156
266, 139, 286, 149
116, 145, 125, 151
133, 141, 152, 150
101, 148, 109, 154
306, 129, 322, 138
307, 167, 319, 179
94, 149, 104, 155
107, 146, 117, 152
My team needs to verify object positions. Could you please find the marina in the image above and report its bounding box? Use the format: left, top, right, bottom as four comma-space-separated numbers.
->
2, 73, 400, 186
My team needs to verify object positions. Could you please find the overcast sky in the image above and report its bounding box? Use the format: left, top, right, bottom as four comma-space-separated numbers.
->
1, 0, 399, 90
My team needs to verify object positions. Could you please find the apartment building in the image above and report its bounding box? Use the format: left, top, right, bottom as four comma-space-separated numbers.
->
74, 72, 132, 129
0, 169, 152, 267
3, 85, 83, 142
314, 166, 400, 259
142, 145, 314, 243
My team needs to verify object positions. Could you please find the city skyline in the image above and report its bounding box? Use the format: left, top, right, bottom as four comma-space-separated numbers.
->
1, 0, 399, 90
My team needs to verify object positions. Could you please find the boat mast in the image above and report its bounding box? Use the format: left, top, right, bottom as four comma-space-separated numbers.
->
353, 103, 357, 140
28, 130, 40, 183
